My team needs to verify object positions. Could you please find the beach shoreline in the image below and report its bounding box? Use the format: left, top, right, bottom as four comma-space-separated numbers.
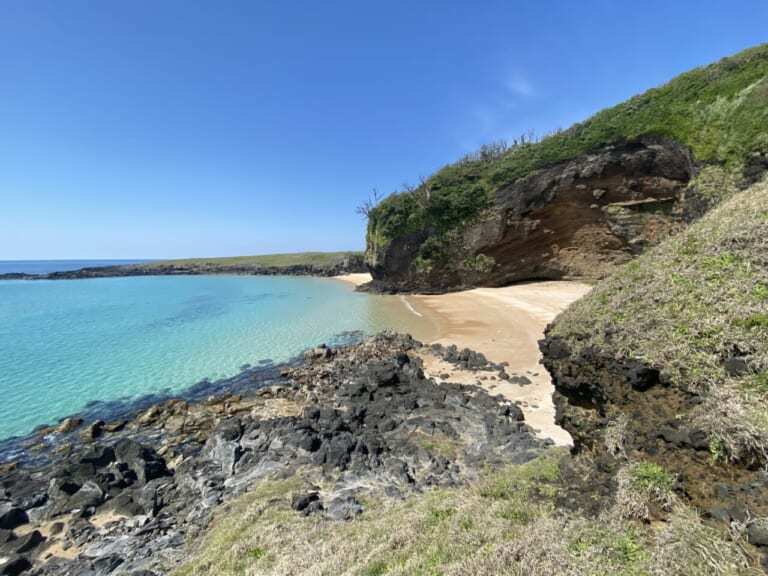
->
333, 273, 592, 445
331, 272, 373, 287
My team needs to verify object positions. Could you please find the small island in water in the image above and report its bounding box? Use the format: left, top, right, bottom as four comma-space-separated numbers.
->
1, 24, 768, 576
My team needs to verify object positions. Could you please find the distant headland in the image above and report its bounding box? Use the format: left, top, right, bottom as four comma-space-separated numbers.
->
0, 251, 367, 281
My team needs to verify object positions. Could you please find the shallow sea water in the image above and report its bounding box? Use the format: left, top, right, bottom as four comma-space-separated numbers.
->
0, 275, 432, 439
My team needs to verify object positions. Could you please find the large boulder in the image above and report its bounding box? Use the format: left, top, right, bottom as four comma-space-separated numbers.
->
202, 419, 243, 476
0, 503, 27, 530
114, 440, 170, 485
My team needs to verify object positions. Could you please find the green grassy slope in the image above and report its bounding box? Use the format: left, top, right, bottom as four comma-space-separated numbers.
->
133, 251, 363, 270
551, 177, 768, 462
367, 43, 768, 267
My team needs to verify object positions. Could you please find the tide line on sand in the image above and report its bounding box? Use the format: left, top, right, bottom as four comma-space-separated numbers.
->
399, 295, 423, 317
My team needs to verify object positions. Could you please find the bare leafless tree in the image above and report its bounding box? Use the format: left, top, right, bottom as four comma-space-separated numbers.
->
356, 188, 383, 218
418, 175, 431, 202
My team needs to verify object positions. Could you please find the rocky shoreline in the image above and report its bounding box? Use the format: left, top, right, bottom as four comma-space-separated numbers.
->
0, 333, 547, 575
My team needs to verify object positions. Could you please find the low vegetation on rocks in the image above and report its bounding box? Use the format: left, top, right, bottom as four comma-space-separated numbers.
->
540, 177, 768, 573
175, 449, 761, 576
0, 251, 367, 281
550, 177, 768, 463
136, 251, 364, 271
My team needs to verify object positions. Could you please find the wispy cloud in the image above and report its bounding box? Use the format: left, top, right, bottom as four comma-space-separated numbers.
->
504, 74, 535, 97
457, 70, 539, 152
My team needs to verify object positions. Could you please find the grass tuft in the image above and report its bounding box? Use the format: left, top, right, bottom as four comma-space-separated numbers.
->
629, 463, 675, 493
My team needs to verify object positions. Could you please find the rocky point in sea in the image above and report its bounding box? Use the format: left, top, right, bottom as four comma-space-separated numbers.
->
0, 333, 547, 576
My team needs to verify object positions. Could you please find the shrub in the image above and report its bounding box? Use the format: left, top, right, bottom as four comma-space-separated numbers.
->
629, 462, 674, 493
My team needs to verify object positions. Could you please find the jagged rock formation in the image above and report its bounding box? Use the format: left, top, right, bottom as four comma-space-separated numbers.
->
0, 334, 544, 575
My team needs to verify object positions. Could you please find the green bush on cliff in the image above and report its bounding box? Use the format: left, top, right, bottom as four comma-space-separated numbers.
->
367, 43, 768, 268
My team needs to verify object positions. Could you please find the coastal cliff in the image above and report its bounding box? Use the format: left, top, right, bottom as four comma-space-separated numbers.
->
368, 139, 695, 292
364, 44, 768, 293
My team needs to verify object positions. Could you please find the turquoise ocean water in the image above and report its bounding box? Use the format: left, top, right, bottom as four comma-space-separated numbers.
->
0, 275, 427, 440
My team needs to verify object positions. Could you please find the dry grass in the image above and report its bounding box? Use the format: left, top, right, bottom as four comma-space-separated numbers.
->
650, 505, 760, 576
173, 449, 759, 576
550, 178, 768, 462
604, 413, 630, 459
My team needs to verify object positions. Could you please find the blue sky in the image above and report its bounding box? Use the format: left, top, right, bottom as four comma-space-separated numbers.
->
1, 1, 766, 259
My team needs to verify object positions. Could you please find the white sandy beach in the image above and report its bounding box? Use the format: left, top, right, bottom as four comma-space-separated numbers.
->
335, 273, 592, 445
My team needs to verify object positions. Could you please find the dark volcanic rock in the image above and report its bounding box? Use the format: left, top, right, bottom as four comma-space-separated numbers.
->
13, 530, 44, 554
0, 503, 27, 530
113, 440, 170, 485
291, 492, 320, 513
1, 333, 545, 576
203, 419, 243, 476
0, 556, 32, 576
325, 495, 364, 521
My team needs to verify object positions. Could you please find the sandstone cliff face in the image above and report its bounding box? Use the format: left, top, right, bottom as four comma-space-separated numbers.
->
366, 139, 696, 292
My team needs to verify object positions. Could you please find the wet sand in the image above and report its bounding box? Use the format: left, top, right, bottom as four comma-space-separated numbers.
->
409, 283, 592, 445
332, 273, 438, 342
332, 273, 592, 445
332, 272, 372, 287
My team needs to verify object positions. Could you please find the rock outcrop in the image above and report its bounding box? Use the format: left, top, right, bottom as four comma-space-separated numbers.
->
366, 139, 695, 292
